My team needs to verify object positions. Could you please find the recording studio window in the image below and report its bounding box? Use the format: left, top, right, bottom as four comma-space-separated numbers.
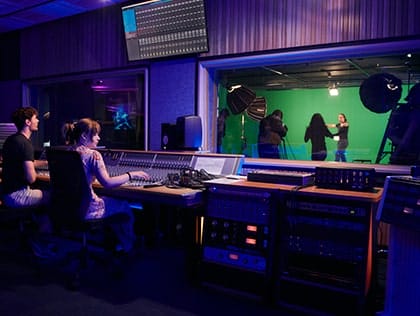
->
215, 52, 420, 166
24, 73, 147, 151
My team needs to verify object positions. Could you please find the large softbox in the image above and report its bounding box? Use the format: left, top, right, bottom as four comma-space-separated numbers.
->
246, 96, 267, 121
227, 85, 256, 114
359, 73, 402, 113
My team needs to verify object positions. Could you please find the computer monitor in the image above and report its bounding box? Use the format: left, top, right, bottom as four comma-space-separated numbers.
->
121, 0, 209, 61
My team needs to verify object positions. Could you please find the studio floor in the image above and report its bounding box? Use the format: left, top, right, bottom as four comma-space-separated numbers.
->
0, 223, 387, 316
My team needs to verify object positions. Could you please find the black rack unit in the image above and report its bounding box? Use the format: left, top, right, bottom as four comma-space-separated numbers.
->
276, 193, 376, 315
198, 184, 277, 300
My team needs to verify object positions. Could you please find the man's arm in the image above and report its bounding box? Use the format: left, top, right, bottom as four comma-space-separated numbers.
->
24, 160, 37, 184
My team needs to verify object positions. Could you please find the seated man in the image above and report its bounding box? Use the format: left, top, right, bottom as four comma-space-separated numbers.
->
1, 106, 54, 258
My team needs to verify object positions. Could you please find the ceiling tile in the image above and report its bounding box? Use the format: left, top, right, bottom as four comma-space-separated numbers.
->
0, 0, 126, 33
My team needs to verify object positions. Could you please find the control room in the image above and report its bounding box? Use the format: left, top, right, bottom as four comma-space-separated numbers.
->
0, 1, 419, 316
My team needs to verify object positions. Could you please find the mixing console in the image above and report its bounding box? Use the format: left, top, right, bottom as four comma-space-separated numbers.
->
101, 150, 194, 186
37, 148, 244, 188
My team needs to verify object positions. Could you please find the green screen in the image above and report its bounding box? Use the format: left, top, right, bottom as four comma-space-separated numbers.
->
218, 85, 408, 164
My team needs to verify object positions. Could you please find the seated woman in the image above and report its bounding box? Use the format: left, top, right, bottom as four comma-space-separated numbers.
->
68, 118, 150, 253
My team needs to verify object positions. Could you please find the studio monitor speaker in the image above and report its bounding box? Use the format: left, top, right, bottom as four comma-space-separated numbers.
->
161, 123, 177, 150
176, 115, 202, 150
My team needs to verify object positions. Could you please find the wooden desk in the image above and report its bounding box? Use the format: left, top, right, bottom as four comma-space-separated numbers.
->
36, 174, 204, 208
95, 183, 203, 208
36, 174, 204, 248
207, 178, 383, 201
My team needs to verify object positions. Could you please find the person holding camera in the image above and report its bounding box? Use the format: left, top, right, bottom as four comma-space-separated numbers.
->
258, 109, 288, 159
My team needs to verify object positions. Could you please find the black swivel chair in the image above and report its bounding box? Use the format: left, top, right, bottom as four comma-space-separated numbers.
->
46, 147, 130, 288
0, 175, 41, 256
0, 200, 39, 255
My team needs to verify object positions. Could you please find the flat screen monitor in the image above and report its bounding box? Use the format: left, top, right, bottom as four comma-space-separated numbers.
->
121, 0, 208, 61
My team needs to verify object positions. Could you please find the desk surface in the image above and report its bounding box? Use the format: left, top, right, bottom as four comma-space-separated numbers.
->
204, 178, 383, 203
36, 174, 204, 208
38, 173, 382, 206
95, 184, 203, 207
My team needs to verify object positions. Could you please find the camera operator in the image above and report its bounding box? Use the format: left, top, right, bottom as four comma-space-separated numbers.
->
258, 109, 288, 159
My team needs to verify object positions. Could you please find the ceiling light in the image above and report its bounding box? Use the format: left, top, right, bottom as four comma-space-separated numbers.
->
329, 84, 339, 96
329, 87, 339, 96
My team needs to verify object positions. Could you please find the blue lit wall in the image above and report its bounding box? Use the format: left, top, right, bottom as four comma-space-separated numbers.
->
149, 57, 197, 150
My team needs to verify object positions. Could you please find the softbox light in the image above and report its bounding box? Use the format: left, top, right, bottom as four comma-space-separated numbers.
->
227, 85, 256, 114
246, 96, 267, 121
359, 73, 402, 113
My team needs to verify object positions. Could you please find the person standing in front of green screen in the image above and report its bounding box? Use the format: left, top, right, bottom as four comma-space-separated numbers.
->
327, 113, 349, 162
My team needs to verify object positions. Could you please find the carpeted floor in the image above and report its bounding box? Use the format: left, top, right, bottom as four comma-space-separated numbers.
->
0, 235, 287, 316
0, 222, 386, 316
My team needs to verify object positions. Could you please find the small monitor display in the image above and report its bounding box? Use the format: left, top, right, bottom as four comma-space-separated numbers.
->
194, 156, 226, 175
112, 104, 134, 130
121, 0, 208, 61
110, 105, 134, 131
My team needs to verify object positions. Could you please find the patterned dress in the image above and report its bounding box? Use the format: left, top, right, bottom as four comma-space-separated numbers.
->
74, 145, 136, 252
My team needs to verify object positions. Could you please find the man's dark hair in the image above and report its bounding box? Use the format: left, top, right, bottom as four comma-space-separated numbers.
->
11, 106, 38, 131
272, 109, 283, 119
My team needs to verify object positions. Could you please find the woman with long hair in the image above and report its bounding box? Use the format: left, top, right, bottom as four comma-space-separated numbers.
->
304, 113, 333, 161
69, 118, 150, 253
328, 113, 349, 162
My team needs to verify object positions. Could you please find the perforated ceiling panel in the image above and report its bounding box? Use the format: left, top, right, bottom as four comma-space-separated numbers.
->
0, 0, 126, 33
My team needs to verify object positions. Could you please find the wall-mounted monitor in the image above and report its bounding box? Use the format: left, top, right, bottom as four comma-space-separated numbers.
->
121, 0, 208, 61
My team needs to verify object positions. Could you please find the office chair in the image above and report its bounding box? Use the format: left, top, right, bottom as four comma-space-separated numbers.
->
0, 201, 39, 255
0, 172, 42, 256
46, 148, 130, 289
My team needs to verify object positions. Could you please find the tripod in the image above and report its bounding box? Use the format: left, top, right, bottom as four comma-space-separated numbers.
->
280, 137, 295, 160
279, 140, 288, 159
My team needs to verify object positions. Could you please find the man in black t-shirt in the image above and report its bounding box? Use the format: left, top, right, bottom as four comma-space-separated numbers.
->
2, 106, 49, 207
2, 107, 54, 258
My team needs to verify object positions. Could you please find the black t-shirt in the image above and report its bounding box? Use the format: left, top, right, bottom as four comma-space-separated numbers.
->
2, 133, 34, 194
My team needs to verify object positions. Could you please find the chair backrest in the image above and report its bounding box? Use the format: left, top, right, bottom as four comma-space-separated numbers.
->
46, 148, 91, 228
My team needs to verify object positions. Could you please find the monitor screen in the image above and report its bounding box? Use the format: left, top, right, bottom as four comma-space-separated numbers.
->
110, 104, 134, 131
121, 0, 208, 61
